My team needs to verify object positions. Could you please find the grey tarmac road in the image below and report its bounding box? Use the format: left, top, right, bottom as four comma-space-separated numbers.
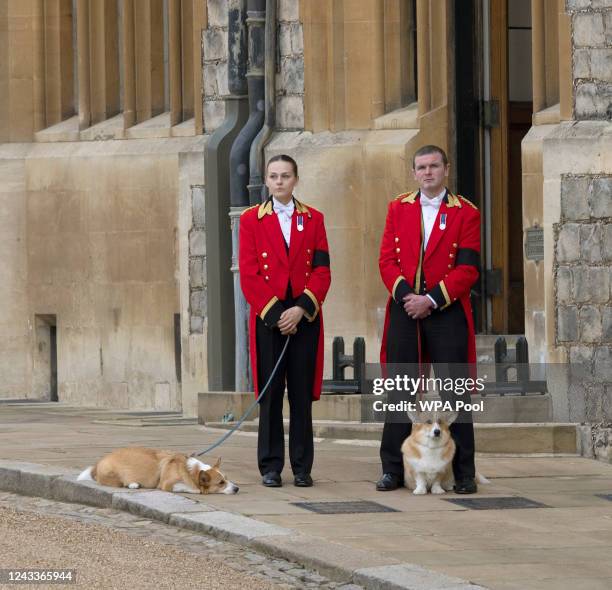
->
0, 493, 360, 590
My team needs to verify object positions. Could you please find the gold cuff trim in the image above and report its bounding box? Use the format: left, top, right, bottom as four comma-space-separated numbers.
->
392, 276, 406, 299
440, 281, 452, 309
260, 296, 279, 320
303, 288, 319, 321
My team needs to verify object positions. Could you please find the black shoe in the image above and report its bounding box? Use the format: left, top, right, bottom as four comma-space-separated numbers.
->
262, 471, 282, 487
376, 473, 404, 491
294, 473, 313, 487
454, 478, 477, 494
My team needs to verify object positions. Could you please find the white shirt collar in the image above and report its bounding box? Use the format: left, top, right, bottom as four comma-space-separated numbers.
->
272, 196, 295, 213
420, 189, 446, 208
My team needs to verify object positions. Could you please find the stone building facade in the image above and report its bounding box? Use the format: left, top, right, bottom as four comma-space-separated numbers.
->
1, 1, 610, 441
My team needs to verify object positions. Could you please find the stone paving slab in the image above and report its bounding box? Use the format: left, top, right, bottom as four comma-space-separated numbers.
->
353, 564, 487, 590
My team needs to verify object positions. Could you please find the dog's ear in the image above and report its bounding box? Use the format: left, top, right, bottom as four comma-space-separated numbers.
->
444, 410, 459, 425
213, 457, 221, 469
406, 409, 422, 424
199, 470, 211, 484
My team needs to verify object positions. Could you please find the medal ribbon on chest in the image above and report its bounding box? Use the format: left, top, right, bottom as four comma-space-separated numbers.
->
297, 214, 304, 232
439, 212, 447, 230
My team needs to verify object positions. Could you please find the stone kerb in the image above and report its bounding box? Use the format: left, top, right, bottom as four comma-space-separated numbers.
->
112, 490, 216, 522
0, 460, 492, 590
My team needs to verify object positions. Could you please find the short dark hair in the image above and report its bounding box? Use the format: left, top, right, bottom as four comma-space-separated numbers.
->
412, 145, 448, 168
266, 154, 298, 177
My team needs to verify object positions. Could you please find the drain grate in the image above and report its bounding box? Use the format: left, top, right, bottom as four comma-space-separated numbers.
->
596, 494, 612, 502
292, 500, 399, 514
444, 496, 549, 510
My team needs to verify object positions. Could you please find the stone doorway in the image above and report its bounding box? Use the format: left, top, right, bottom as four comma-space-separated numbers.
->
33, 315, 57, 402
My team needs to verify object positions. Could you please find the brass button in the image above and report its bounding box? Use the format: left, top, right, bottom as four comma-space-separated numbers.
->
397, 259, 401, 263
453, 242, 458, 247
306, 260, 311, 265
263, 264, 269, 270
448, 264, 452, 268
307, 248, 311, 253
305, 272, 310, 277
395, 237, 399, 243
449, 253, 454, 258
265, 276, 269, 281
262, 252, 268, 258
396, 248, 400, 253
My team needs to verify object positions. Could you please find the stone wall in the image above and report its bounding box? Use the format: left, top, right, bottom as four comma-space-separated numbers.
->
554, 1, 612, 463
555, 173, 612, 422
0, 147, 29, 398
567, 0, 612, 119
188, 187, 207, 335
203, 0, 304, 132
277, 0, 305, 130
0, 137, 205, 410
203, 0, 229, 133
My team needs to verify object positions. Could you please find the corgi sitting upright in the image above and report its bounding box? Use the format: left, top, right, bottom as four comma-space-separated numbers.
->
401, 410, 456, 495
401, 410, 489, 495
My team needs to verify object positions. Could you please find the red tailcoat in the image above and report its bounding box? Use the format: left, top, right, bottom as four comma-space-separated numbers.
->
379, 190, 480, 365
239, 198, 331, 400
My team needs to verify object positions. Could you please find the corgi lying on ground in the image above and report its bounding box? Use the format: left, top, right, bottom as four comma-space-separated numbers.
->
401, 411, 489, 495
77, 447, 239, 495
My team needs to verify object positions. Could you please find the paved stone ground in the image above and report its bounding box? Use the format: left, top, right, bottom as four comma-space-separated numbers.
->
2, 404, 612, 589
0, 491, 360, 590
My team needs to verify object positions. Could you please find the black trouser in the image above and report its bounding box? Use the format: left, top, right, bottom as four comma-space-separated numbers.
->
380, 299, 476, 481
256, 305, 320, 476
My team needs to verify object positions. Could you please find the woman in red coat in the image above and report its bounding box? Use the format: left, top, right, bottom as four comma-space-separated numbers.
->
239, 155, 331, 488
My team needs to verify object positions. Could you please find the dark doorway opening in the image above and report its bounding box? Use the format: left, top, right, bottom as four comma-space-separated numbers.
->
174, 313, 182, 384
453, 0, 484, 333
34, 315, 57, 401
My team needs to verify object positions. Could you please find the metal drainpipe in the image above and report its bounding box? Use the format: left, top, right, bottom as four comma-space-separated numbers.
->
249, 0, 276, 205
230, 0, 267, 391
203, 0, 249, 391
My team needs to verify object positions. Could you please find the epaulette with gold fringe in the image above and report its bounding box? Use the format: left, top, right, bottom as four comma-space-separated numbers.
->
397, 191, 418, 203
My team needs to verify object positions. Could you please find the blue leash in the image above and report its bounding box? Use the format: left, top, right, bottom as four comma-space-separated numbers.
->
191, 335, 291, 457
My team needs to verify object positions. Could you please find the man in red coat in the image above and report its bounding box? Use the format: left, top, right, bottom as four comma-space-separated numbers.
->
239, 155, 331, 488
376, 145, 481, 494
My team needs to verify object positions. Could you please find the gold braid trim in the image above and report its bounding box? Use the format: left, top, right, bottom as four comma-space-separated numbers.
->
302, 288, 320, 322
392, 276, 406, 300
440, 281, 452, 309
260, 296, 279, 320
